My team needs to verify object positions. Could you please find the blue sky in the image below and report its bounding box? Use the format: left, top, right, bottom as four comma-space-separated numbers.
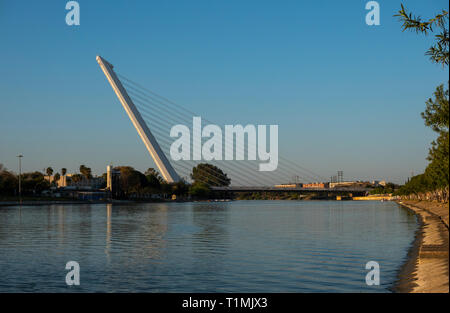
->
0, 0, 448, 184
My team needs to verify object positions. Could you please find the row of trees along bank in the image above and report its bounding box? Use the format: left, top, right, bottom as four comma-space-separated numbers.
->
0, 164, 95, 197
112, 164, 230, 200
0, 162, 231, 200
394, 4, 449, 202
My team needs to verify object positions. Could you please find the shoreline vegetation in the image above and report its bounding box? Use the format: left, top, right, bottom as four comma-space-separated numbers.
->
395, 200, 449, 293
392, 3, 449, 293
0, 194, 395, 207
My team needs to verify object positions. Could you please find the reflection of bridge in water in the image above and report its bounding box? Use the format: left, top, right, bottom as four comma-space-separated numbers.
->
97, 56, 353, 188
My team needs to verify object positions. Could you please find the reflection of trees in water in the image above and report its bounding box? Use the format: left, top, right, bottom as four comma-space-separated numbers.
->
0, 209, 11, 242
0, 208, 14, 242
139, 204, 168, 261
106, 203, 168, 268
75, 205, 93, 258
48, 204, 94, 257
44, 205, 68, 246
191, 203, 230, 260
57, 205, 65, 245
1, 205, 95, 255
105, 203, 112, 263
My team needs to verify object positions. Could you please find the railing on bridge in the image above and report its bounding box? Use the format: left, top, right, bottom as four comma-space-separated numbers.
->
211, 186, 369, 193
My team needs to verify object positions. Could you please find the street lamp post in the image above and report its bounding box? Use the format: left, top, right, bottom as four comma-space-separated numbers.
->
17, 154, 23, 204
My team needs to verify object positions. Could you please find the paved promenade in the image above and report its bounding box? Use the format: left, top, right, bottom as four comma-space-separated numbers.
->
396, 200, 449, 293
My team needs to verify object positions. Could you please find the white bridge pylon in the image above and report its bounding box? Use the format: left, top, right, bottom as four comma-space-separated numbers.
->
96, 56, 181, 183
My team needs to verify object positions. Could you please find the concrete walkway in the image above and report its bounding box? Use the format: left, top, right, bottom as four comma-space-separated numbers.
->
397, 200, 449, 293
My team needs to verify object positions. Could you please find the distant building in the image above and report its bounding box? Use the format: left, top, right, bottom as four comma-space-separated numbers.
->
107, 165, 121, 198
274, 183, 302, 188
303, 182, 329, 189
330, 181, 367, 189
59, 174, 71, 187
54, 174, 75, 187
44, 175, 64, 186
45, 174, 105, 189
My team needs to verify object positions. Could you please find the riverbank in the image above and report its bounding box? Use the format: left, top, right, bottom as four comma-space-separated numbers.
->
0, 198, 187, 207
395, 200, 449, 293
0, 200, 111, 207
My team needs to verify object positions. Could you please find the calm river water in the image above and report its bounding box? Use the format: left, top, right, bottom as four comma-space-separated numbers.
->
0, 200, 417, 292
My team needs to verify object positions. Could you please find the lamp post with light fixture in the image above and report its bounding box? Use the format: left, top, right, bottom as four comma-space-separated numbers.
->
17, 154, 23, 204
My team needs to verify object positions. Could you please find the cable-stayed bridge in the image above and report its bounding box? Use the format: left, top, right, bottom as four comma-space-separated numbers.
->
97, 55, 366, 194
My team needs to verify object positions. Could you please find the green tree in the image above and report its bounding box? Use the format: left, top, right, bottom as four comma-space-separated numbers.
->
425, 131, 449, 188
0, 167, 18, 196
22, 171, 49, 195
71, 174, 83, 184
369, 183, 398, 195
172, 180, 189, 196
98, 172, 107, 189
422, 85, 449, 188
395, 4, 449, 194
160, 181, 173, 195
422, 85, 449, 133
79, 165, 92, 180
46, 167, 53, 177
145, 168, 162, 181
395, 4, 449, 66
191, 163, 230, 187
145, 168, 162, 189
115, 166, 147, 195
53, 172, 61, 185
189, 182, 211, 198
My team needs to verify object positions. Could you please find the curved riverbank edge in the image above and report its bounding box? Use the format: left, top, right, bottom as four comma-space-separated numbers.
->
395, 200, 449, 293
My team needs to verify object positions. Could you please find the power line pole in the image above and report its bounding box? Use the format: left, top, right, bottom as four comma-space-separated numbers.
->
337, 171, 343, 183
17, 154, 23, 204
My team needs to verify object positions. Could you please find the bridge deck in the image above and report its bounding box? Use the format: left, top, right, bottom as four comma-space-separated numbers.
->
211, 186, 369, 192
